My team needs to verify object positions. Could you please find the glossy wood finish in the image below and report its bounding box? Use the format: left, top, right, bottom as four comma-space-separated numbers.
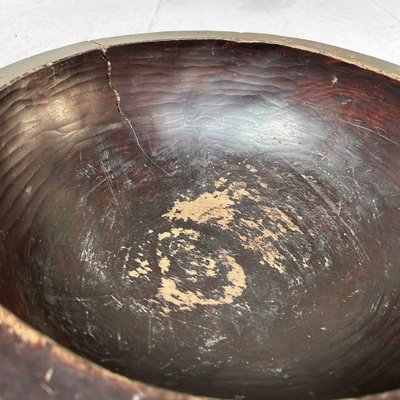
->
1, 33, 400, 400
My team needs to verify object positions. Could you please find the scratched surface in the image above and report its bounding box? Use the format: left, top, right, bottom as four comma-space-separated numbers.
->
1, 40, 400, 400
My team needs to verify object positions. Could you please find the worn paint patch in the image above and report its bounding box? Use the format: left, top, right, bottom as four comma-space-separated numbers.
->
157, 228, 201, 277
158, 256, 170, 274
155, 226, 246, 310
157, 247, 246, 311
124, 246, 152, 278
162, 179, 305, 275
237, 206, 303, 273
263, 206, 301, 233
214, 176, 227, 188
163, 188, 235, 228
246, 164, 258, 173
128, 264, 152, 279
125, 174, 315, 310
163, 181, 259, 229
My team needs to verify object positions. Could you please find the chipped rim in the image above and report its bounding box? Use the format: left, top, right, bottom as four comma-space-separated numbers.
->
0, 31, 400, 400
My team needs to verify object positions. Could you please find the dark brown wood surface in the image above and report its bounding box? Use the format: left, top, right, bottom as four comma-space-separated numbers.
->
1, 37, 400, 400
0, 307, 204, 400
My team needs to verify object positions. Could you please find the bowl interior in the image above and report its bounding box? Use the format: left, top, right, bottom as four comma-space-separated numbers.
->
1, 38, 400, 400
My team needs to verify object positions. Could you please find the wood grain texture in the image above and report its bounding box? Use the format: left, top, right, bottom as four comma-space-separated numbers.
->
1, 37, 400, 400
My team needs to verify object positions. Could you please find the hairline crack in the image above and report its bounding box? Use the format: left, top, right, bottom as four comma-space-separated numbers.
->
92, 41, 170, 176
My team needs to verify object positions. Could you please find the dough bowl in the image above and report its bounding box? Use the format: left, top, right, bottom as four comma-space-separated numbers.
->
1, 32, 400, 400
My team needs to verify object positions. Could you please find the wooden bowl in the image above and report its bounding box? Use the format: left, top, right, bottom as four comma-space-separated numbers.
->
1, 32, 400, 400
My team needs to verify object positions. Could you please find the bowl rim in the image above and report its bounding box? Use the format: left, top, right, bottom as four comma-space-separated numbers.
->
1, 31, 400, 91
0, 31, 400, 400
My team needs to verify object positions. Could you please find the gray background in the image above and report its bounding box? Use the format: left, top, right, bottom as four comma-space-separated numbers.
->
0, 0, 400, 68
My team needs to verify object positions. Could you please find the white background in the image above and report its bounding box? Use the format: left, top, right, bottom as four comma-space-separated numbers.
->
0, 0, 400, 68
